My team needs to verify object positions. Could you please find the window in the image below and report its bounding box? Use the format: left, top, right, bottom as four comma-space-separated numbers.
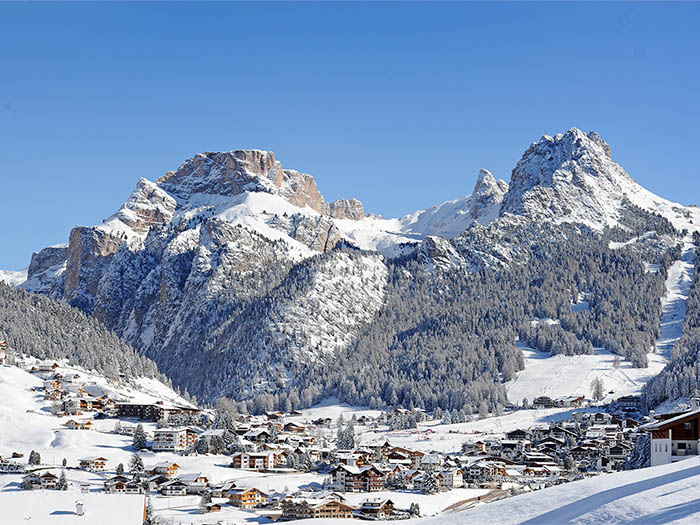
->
685, 422, 692, 430
679, 443, 687, 450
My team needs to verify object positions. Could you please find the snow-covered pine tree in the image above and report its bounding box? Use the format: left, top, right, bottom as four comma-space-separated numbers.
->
129, 453, 145, 476
133, 424, 148, 450
58, 470, 68, 490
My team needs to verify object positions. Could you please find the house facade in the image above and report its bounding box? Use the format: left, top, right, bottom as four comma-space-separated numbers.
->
644, 409, 700, 466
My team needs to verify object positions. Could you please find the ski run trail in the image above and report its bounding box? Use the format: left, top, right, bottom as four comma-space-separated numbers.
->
506, 235, 696, 404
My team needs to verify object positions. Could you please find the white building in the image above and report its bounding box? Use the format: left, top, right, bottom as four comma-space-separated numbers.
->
152, 427, 197, 452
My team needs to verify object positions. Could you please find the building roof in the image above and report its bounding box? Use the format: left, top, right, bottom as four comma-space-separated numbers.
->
640, 409, 700, 431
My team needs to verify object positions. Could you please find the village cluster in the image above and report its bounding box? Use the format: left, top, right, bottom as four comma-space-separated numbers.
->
0, 359, 664, 522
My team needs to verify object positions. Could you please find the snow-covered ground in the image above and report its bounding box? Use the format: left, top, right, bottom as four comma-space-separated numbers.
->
506, 345, 655, 405
0, 267, 28, 285
0, 490, 145, 524
424, 456, 700, 524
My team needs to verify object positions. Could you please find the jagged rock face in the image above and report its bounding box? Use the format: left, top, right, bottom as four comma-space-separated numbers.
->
329, 198, 365, 220
28, 245, 68, 280
500, 128, 633, 229
416, 236, 464, 271
470, 169, 509, 220
64, 227, 125, 313
156, 150, 329, 214
111, 178, 177, 233
267, 214, 343, 252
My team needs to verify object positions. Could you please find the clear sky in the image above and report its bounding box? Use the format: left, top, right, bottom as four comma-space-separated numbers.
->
1, 2, 699, 270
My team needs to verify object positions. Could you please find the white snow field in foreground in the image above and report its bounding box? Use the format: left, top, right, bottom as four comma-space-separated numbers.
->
0, 490, 145, 524
423, 456, 700, 525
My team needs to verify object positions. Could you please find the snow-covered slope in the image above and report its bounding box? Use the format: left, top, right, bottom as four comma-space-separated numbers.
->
507, 236, 696, 405
0, 267, 27, 286
501, 128, 700, 233
424, 456, 700, 524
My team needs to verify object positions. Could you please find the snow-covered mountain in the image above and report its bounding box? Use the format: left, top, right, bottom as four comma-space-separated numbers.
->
501, 128, 700, 232
5, 128, 700, 406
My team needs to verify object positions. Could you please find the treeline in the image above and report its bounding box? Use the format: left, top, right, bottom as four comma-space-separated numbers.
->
0, 282, 165, 383
644, 233, 700, 409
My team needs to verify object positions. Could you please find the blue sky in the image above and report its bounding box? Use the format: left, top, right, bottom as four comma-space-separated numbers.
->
1, 2, 699, 270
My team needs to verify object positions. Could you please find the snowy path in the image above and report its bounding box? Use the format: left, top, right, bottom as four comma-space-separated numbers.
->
650, 236, 696, 369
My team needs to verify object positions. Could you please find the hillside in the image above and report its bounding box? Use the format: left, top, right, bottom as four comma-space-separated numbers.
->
423, 457, 700, 524
4, 128, 700, 410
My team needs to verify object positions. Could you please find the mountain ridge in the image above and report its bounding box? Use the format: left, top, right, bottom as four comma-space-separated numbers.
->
4, 128, 699, 409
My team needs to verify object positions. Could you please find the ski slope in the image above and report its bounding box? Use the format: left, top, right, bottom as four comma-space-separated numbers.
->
506, 236, 696, 405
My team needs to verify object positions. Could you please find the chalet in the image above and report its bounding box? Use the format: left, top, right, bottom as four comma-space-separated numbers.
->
331, 464, 385, 492
0, 340, 6, 364
160, 479, 189, 496
284, 422, 306, 433
437, 468, 464, 488
227, 487, 267, 508
105, 479, 145, 494
103, 475, 129, 488
0, 459, 25, 473
231, 451, 276, 470
79, 457, 108, 471
148, 461, 181, 477
117, 402, 201, 422
37, 362, 60, 372
243, 428, 273, 443
152, 427, 197, 452
205, 502, 223, 513
505, 429, 531, 441
178, 472, 210, 494
210, 480, 237, 498
359, 498, 394, 520
281, 497, 356, 520
63, 419, 93, 430
616, 395, 640, 410
533, 396, 557, 409
145, 475, 171, 491
22, 473, 42, 490
388, 446, 424, 468
643, 408, 700, 466
39, 471, 59, 489
420, 453, 442, 471
557, 395, 586, 408
608, 442, 632, 460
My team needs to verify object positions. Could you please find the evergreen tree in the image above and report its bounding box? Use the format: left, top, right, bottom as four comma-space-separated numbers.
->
209, 435, 226, 455
420, 471, 439, 494
195, 438, 209, 455
133, 424, 148, 450
58, 470, 68, 491
563, 454, 576, 471
28, 450, 41, 465
199, 491, 212, 514
591, 377, 605, 401
116, 463, 125, 476
129, 453, 145, 476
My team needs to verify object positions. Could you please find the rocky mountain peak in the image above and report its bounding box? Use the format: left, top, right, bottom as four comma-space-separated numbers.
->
500, 128, 637, 229
154, 149, 365, 220
470, 169, 509, 220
